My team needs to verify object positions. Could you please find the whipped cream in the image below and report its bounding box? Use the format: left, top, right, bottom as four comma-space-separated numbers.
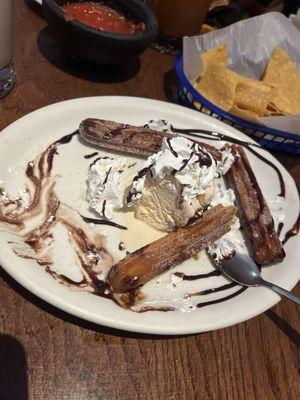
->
208, 186, 245, 261
265, 195, 286, 228
87, 157, 133, 220
128, 136, 230, 205
208, 217, 245, 261
210, 187, 236, 207
218, 147, 235, 175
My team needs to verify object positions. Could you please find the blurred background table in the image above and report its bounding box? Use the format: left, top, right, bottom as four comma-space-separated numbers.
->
0, 2, 299, 399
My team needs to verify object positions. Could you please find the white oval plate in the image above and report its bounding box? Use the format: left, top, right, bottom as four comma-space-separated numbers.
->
0, 97, 299, 335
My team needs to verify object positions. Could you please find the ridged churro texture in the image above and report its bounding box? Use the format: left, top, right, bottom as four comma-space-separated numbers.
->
227, 145, 285, 265
108, 204, 237, 292
79, 118, 221, 160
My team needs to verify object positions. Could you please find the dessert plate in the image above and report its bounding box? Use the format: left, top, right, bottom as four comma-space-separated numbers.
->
0, 96, 299, 335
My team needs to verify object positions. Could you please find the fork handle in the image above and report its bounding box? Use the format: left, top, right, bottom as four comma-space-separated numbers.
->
261, 280, 300, 305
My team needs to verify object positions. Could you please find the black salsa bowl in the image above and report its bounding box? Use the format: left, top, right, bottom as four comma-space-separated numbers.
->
42, 0, 158, 65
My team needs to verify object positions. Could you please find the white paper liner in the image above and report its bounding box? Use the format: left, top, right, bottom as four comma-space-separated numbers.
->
183, 12, 300, 135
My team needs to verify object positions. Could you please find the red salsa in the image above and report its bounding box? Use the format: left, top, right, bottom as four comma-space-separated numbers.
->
61, 2, 145, 34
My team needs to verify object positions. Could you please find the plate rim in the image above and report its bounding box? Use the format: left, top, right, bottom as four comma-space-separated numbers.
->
0, 95, 299, 335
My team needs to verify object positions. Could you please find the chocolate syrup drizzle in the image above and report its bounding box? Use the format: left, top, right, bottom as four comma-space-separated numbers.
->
126, 163, 154, 203
277, 222, 284, 237
89, 274, 112, 299
175, 270, 221, 281
178, 152, 194, 172
103, 167, 112, 185
172, 270, 247, 309
84, 152, 99, 159
166, 138, 178, 158
137, 272, 246, 312
133, 164, 154, 182
102, 125, 131, 141
197, 287, 247, 308
81, 215, 127, 230
89, 156, 110, 168
282, 214, 300, 245
138, 306, 177, 313
54, 130, 79, 145
190, 282, 237, 297
101, 199, 107, 218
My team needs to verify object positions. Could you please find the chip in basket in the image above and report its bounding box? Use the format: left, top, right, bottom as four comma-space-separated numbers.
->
194, 45, 300, 121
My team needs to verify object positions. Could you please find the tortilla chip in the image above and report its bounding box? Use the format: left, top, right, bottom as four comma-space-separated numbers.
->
236, 74, 272, 93
268, 83, 300, 115
265, 102, 286, 116
195, 45, 300, 117
201, 44, 228, 73
234, 82, 272, 116
263, 47, 298, 87
260, 48, 300, 115
229, 105, 261, 123
200, 24, 217, 34
195, 64, 237, 112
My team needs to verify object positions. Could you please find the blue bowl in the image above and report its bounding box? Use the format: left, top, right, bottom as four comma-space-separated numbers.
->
174, 52, 300, 155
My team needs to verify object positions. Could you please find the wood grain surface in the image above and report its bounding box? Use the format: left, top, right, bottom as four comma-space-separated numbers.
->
0, 2, 299, 399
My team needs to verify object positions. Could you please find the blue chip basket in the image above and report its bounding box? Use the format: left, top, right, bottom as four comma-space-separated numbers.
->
174, 52, 300, 155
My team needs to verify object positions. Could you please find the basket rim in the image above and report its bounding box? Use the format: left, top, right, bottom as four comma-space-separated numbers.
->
174, 52, 300, 143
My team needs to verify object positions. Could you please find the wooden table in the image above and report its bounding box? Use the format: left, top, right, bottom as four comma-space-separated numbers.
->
0, 2, 299, 399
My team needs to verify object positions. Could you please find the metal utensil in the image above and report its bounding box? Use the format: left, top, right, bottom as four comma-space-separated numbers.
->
217, 253, 300, 305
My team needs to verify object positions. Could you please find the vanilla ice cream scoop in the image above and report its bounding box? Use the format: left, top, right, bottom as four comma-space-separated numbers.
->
134, 178, 202, 232
127, 136, 232, 232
